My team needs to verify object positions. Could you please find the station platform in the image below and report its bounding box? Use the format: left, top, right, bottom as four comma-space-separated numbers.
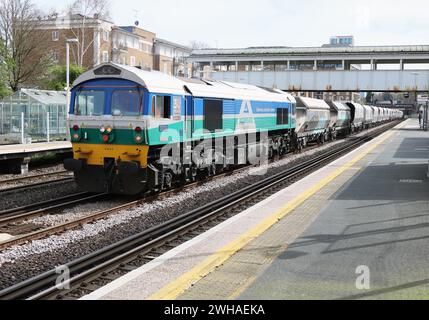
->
0, 141, 71, 173
83, 119, 429, 300
0, 141, 72, 159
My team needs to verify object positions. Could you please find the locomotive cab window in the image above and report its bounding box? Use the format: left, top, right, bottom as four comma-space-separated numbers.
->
203, 99, 223, 132
276, 108, 289, 125
111, 90, 141, 116
151, 95, 171, 119
74, 90, 105, 116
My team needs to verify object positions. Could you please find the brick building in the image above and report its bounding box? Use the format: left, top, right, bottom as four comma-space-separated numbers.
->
37, 14, 114, 69
35, 14, 191, 76
111, 26, 155, 69
153, 38, 192, 76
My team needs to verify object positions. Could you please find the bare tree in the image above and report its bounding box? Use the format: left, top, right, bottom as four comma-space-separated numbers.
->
65, 0, 111, 68
0, 0, 50, 91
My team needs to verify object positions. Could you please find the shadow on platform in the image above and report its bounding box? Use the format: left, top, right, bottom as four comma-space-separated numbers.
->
393, 138, 429, 159
332, 163, 429, 201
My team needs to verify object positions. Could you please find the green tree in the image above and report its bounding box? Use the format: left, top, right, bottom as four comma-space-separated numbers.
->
365, 92, 374, 104
382, 92, 393, 103
43, 64, 85, 91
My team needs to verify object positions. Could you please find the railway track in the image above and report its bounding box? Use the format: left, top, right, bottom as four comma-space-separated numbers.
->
0, 164, 249, 251
0, 192, 108, 227
0, 170, 69, 184
0, 120, 401, 300
0, 176, 74, 194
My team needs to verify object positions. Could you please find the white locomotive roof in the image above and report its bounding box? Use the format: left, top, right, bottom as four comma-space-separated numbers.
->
184, 80, 295, 103
73, 62, 295, 103
296, 97, 330, 110
73, 63, 188, 95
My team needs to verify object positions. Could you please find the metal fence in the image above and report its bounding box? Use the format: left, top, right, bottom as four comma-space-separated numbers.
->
0, 91, 68, 145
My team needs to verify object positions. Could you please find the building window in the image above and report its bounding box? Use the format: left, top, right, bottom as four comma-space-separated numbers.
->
102, 51, 109, 63
163, 62, 168, 74
130, 56, 136, 66
103, 30, 109, 42
52, 30, 59, 41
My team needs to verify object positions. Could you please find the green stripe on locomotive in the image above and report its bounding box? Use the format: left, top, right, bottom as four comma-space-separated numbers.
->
71, 115, 294, 147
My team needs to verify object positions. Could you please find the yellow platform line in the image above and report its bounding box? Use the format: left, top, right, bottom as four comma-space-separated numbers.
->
149, 122, 405, 300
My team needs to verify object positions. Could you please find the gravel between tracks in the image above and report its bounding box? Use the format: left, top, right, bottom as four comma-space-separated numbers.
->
0, 124, 394, 290
0, 180, 80, 212
0, 164, 65, 182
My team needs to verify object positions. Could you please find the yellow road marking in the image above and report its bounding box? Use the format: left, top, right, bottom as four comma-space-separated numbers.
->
149, 122, 406, 300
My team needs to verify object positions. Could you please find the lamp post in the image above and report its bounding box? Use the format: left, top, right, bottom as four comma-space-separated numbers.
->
66, 39, 79, 110
65, 39, 78, 141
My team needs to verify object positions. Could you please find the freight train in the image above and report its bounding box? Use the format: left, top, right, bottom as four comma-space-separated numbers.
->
64, 63, 403, 195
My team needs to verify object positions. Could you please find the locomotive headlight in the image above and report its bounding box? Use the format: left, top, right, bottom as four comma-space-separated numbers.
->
100, 126, 106, 133
135, 135, 143, 143
73, 133, 80, 140
106, 126, 113, 133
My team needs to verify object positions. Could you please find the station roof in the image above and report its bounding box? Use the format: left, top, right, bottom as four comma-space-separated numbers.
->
190, 45, 429, 57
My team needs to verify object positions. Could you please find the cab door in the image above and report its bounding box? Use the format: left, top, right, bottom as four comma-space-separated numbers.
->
185, 96, 194, 140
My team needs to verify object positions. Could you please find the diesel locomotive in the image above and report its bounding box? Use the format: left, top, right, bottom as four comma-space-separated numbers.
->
64, 63, 403, 195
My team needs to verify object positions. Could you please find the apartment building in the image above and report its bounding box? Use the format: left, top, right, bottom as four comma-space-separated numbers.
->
37, 14, 114, 69
111, 26, 155, 69
153, 38, 192, 76
36, 14, 191, 76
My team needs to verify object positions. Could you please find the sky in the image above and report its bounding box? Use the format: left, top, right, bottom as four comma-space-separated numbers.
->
32, 0, 429, 48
